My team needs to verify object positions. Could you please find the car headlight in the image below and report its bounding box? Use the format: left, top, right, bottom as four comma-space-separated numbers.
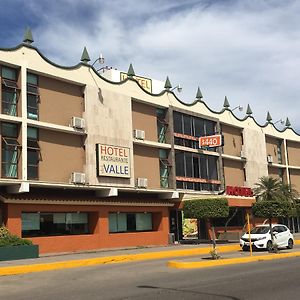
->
256, 236, 266, 241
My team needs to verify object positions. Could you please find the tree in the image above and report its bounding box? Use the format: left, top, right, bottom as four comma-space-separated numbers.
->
252, 176, 295, 251
183, 198, 229, 254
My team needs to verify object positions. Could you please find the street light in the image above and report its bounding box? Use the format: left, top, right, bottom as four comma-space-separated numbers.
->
274, 119, 284, 125
232, 105, 243, 112
171, 84, 182, 93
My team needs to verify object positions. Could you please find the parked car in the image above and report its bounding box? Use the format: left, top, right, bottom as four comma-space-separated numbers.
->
240, 224, 294, 251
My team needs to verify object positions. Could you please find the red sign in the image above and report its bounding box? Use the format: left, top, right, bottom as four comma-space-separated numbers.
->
226, 186, 253, 197
199, 134, 222, 148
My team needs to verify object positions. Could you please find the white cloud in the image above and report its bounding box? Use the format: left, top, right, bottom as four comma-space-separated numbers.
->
15, 0, 300, 131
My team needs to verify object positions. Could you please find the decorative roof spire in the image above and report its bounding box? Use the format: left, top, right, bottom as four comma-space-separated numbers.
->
246, 104, 253, 116
285, 117, 291, 127
127, 63, 135, 77
23, 28, 34, 44
164, 76, 172, 90
81, 47, 90, 63
196, 87, 203, 100
223, 96, 230, 108
266, 111, 272, 123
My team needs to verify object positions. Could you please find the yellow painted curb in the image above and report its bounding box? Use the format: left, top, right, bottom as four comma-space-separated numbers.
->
0, 244, 239, 276
168, 251, 300, 269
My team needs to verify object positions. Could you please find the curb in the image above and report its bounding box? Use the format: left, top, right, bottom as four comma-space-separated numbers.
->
168, 251, 300, 269
0, 244, 239, 276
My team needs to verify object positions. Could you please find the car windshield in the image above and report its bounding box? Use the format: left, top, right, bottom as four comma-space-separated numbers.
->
250, 227, 269, 234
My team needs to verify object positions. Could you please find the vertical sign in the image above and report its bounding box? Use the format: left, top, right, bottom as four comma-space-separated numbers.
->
96, 144, 130, 178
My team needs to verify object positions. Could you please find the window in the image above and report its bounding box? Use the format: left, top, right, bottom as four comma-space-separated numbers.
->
1, 66, 19, 116
173, 111, 183, 133
1, 123, 21, 178
22, 212, 89, 237
175, 150, 219, 191
27, 73, 39, 120
173, 111, 217, 151
157, 108, 168, 143
159, 149, 171, 188
27, 127, 40, 180
109, 212, 153, 233
277, 140, 283, 164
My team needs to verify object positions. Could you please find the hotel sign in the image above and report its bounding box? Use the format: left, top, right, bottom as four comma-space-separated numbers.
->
226, 186, 253, 197
96, 144, 130, 178
120, 72, 152, 93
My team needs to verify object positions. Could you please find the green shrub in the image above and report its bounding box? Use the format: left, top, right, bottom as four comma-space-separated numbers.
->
0, 226, 33, 247
183, 198, 229, 219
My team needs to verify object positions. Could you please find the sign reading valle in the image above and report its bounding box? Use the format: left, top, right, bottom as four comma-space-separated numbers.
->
97, 144, 130, 178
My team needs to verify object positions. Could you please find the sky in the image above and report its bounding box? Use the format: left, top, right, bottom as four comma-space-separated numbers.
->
0, 0, 299, 133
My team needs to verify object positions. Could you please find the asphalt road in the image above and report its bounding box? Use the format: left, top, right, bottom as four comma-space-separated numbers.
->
1, 255, 300, 300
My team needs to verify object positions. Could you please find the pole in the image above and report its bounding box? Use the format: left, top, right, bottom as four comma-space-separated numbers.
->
247, 213, 252, 256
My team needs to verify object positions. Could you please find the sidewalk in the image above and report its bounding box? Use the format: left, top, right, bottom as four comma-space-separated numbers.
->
0, 239, 299, 276
0, 242, 238, 276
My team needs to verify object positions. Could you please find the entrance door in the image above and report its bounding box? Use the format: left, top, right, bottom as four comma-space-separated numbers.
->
169, 210, 183, 242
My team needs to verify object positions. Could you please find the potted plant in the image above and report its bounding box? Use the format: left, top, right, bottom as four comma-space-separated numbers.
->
0, 226, 39, 261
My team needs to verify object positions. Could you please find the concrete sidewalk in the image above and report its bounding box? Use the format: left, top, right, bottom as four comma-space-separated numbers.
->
0, 239, 299, 276
0, 242, 238, 276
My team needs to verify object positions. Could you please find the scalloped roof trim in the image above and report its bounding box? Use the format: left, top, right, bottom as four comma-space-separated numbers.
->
0, 43, 298, 137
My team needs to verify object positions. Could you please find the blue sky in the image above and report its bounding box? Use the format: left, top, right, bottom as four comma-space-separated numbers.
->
1, 0, 300, 132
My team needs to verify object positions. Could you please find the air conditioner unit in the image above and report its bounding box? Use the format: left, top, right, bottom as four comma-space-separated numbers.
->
71, 172, 86, 184
137, 177, 148, 188
267, 155, 273, 163
71, 117, 85, 129
133, 129, 145, 140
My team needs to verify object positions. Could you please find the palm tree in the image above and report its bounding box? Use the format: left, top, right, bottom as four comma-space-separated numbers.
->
253, 176, 283, 202
253, 176, 292, 251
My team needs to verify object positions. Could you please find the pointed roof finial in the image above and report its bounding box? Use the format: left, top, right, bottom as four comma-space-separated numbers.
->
223, 96, 230, 108
164, 76, 172, 90
127, 63, 135, 77
246, 104, 253, 116
81, 47, 90, 63
266, 111, 272, 123
23, 28, 34, 44
196, 87, 203, 100
285, 117, 291, 127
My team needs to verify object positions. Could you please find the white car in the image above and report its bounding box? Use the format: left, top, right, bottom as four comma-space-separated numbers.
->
240, 224, 294, 251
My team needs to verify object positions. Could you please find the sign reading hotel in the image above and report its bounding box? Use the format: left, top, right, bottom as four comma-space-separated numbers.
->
226, 186, 253, 197
120, 72, 152, 93
199, 134, 222, 148
96, 144, 130, 178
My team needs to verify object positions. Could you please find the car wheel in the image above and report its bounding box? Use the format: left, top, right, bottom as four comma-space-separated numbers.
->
287, 239, 294, 249
266, 240, 273, 252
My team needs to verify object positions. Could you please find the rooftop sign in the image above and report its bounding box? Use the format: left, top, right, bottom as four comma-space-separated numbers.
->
120, 72, 152, 93
96, 144, 130, 178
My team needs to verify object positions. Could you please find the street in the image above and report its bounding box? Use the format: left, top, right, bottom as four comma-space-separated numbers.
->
0, 254, 300, 299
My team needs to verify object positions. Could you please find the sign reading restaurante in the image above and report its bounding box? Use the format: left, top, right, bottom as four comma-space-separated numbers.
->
96, 144, 130, 178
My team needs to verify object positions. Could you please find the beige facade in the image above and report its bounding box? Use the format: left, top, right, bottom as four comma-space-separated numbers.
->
38, 129, 85, 183
1, 35, 300, 254
39, 75, 84, 126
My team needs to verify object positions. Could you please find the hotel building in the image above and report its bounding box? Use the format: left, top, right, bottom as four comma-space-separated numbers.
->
0, 30, 299, 254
